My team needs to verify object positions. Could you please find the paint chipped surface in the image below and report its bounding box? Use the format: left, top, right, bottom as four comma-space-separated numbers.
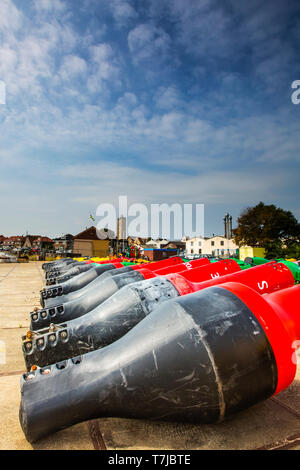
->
192, 320, 226, 422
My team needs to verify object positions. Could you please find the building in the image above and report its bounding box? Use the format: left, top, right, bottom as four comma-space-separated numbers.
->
53, 234, 74, 254
117, 217, 127, 240
185, 236, 238, 257
142, 247, 178, 261
206, 235, 238, 257
127, 237, 149, 246
164, 241, 186, 255
73, 226, 110, 258
145, 239, 157, 247
0, 236, 7, 248
239, 246, 266, 261
145, 239, 169, 249
22, 235, 42, 251
31, 237, 54, 253
185, 237, 206, 256
19, 235, 54, 254
3, 236, 25, 251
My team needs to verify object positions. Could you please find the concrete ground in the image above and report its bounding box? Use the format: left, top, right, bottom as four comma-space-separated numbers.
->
0, 262, 299, 450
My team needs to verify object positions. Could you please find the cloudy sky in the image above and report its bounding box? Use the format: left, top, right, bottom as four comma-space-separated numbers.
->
0, 0, 299, 238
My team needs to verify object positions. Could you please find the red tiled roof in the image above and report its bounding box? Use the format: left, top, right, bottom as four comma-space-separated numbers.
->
74, 226, 99, 240
5, 236, 24, 242
1, 235, 54, 244
33, 237, 54, 243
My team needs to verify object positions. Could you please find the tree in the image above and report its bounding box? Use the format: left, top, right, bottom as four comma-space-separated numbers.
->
233, 202, 300, 258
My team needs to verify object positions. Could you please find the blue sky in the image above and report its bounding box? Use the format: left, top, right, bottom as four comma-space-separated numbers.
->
0, 0, 299, 238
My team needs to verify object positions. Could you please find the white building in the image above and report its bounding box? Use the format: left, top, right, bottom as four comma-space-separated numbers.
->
185, 236, 238, 257
146, 239, 169, 249
185, 237, 205, 256
204, 236, 238, 257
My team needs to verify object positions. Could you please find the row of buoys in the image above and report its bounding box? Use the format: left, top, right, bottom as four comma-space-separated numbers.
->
19, 256, 300, 443
73, 256, 151, 265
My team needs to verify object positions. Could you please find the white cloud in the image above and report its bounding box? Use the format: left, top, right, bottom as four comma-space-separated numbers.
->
128, 23, 171, 63
33, 0, 66, 13
154, 86, 182, 110
90, 43, 113, 63
111, 0, 138, 24
59, 55, 88, 80
117, 92, 137, 107
0, 0, 23, 33
184, 119, 214, 144
57, 161, 295, 211
88, 43, 121, 92
0, 46, 18, 75
0, 7, 81, 100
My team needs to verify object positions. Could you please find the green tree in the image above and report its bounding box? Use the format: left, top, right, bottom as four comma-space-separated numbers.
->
233, 202, 300, 258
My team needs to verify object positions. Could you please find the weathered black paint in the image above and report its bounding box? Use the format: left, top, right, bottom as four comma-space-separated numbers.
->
40, 264, 116, 308
46, 264, 95, 285
45, 261, 80, 277
45, 263, 82, 280
20, 286, 277, 443
30, 270, 145, 332
25, 277, 179, 369
43, 259, 75, 272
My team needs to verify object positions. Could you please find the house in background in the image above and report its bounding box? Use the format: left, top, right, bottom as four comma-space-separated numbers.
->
22, 235, 41, 251
145, 239, 158, 247
164, 240, 186, 256
0, 235, 7, 248
128, 236, 149, 246
205, 235, 238, 257
73, 226, 110, 258
21, 235, 54, 254
31, 237, 54, 254
185, 237, 206, 256
142, 247, 178, 261
53, 234, 74, 254
145, 239, 169, 249
185, 236, 238, 257
3, 236, 25, 251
